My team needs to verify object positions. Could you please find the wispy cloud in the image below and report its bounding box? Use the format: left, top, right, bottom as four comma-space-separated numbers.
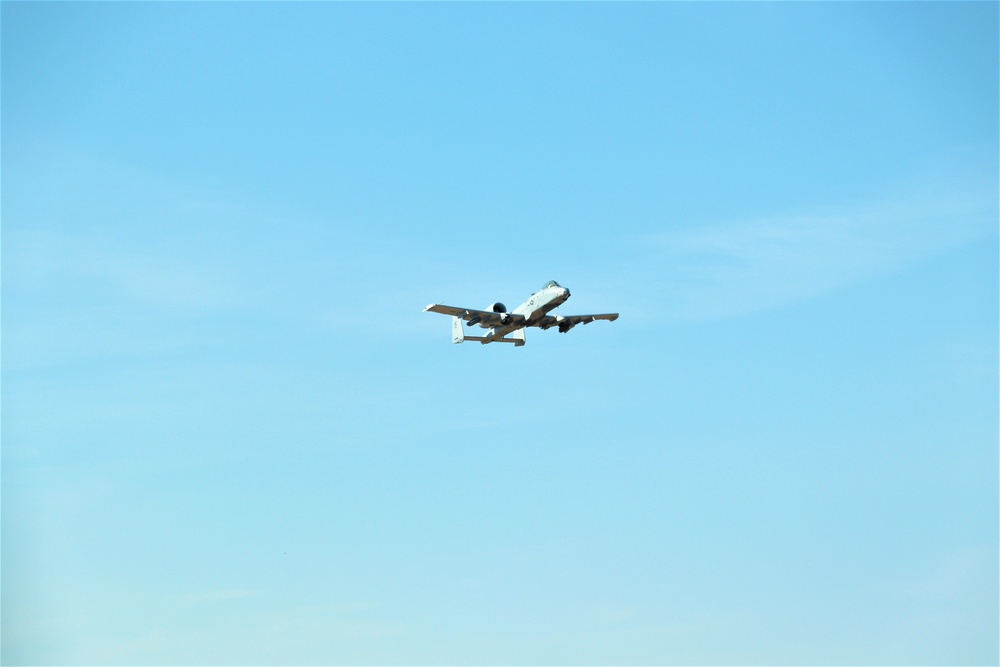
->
5, 229, 242, 310
642, 184, 997, 321
175, 589, 262, 603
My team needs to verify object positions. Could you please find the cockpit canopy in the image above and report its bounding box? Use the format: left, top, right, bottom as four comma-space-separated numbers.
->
543, 280, 562, 289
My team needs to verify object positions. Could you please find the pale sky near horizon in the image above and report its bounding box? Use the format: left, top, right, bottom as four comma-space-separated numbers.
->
2, 3, 998, 665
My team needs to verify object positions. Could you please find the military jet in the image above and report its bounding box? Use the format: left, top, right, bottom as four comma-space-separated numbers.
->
424, 280, 618, 346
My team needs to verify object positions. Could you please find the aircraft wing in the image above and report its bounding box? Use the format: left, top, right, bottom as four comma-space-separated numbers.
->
537, 312, 619, 332
423, 303, 526, 328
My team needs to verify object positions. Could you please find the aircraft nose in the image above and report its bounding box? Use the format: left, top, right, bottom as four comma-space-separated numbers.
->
563, 288, 571, 298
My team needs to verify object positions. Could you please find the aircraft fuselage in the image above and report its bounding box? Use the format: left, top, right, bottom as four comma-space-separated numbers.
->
423, 280, 618, 346
475, 283, 570, 343
510, 283, 571, 325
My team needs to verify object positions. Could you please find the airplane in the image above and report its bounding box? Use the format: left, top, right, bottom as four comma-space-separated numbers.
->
423, 280, 618, 346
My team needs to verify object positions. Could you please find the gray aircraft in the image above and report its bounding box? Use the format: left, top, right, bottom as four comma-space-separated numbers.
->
424, 280, 618, 346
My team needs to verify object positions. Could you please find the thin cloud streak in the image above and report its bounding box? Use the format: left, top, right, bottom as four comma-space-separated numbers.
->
175, 589, 262, 603
5, 229, 242, 310
644, 185, 997, 322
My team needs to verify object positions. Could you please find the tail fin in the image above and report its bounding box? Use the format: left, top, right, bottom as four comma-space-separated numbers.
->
453, 316, 489, 344
452, 316, 524, 346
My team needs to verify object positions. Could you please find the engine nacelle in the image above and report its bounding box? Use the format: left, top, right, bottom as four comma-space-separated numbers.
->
478, 302, 510, 326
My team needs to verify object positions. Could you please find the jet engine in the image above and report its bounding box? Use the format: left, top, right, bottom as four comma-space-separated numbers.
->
483, 302, 510, 326
468, 302, 509, 328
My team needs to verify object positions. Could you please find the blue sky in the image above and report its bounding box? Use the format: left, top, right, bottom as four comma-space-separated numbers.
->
2, 3, 997, 665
